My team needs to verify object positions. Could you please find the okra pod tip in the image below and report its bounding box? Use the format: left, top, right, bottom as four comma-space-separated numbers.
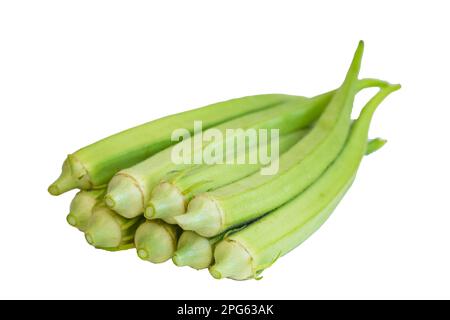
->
48, 159, 78, 196
366, 138, 387, 155
48, 155, 91, 195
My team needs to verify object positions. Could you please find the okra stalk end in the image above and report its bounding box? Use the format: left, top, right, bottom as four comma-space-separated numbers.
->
106, 174, 144, 219
49, 154, 93, 195
209, 239, 253, 280
172, 231, 214, 270
48, 158, 78, 196
174, 195, 223, 237
134, 220, 179, 263
145, 182, 186, 220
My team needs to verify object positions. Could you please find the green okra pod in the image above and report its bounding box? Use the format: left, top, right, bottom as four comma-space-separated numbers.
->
49, 94, 300, 195
209, 83, 401, 280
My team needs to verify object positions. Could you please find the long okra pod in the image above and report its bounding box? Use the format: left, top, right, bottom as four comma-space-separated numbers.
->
209, 83, 400, 280
175, 42, 372, 237
49, 94, 300, 195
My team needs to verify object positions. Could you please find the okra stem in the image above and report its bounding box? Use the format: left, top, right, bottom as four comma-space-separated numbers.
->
48, 159, 80, 196
366, 138, 387, 155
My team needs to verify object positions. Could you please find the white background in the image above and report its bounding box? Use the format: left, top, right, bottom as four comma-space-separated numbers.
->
1, 0, 449, 300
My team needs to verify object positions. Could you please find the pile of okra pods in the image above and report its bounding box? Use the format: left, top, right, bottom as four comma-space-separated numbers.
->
49, 41, 399, 280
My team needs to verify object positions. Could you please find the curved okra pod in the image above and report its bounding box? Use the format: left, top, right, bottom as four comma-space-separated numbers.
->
366, 138, 387, 155
209, 83, 401, 280
171, 137, 386, 270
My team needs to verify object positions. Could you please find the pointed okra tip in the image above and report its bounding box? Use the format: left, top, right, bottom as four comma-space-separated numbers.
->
48, 177, 75, 196
355, 40, 364, 58
366, 138, 388, 156
391, 83, 402, 91
48, 158, 78, 196
48, 179, 76, 195
358, 40, 364, 49
350, 40, 364, 71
